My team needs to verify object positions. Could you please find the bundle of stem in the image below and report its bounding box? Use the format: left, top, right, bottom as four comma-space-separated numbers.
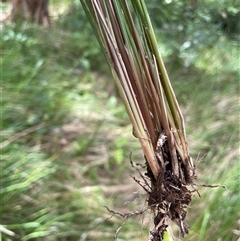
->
80, 0, 195, 239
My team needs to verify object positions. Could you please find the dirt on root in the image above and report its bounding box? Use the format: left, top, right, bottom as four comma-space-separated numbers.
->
147, 170, 193, 240
144, 147, 195, 240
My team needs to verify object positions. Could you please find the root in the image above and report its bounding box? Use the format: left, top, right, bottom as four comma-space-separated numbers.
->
133, 140, 195, 240
104, 205, 149, 240
147, 171, 192, 239
105, 150, 196, 240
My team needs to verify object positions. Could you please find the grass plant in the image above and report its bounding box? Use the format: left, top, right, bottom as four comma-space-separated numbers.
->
1, 1, 239, 240
80, 0, 196, 239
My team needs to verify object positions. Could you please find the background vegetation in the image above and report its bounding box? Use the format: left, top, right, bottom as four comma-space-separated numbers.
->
1, 0, 239, 240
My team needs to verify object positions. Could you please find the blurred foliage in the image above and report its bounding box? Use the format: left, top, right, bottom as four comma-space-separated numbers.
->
146, 0, 240, 68
56, 2, 107, 72
0, 0, 239, 240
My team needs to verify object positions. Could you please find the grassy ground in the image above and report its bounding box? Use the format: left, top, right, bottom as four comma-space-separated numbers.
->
1, 1, 239, 241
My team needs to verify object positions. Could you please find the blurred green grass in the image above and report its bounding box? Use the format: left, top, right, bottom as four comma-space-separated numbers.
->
1, 1, 239, 241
